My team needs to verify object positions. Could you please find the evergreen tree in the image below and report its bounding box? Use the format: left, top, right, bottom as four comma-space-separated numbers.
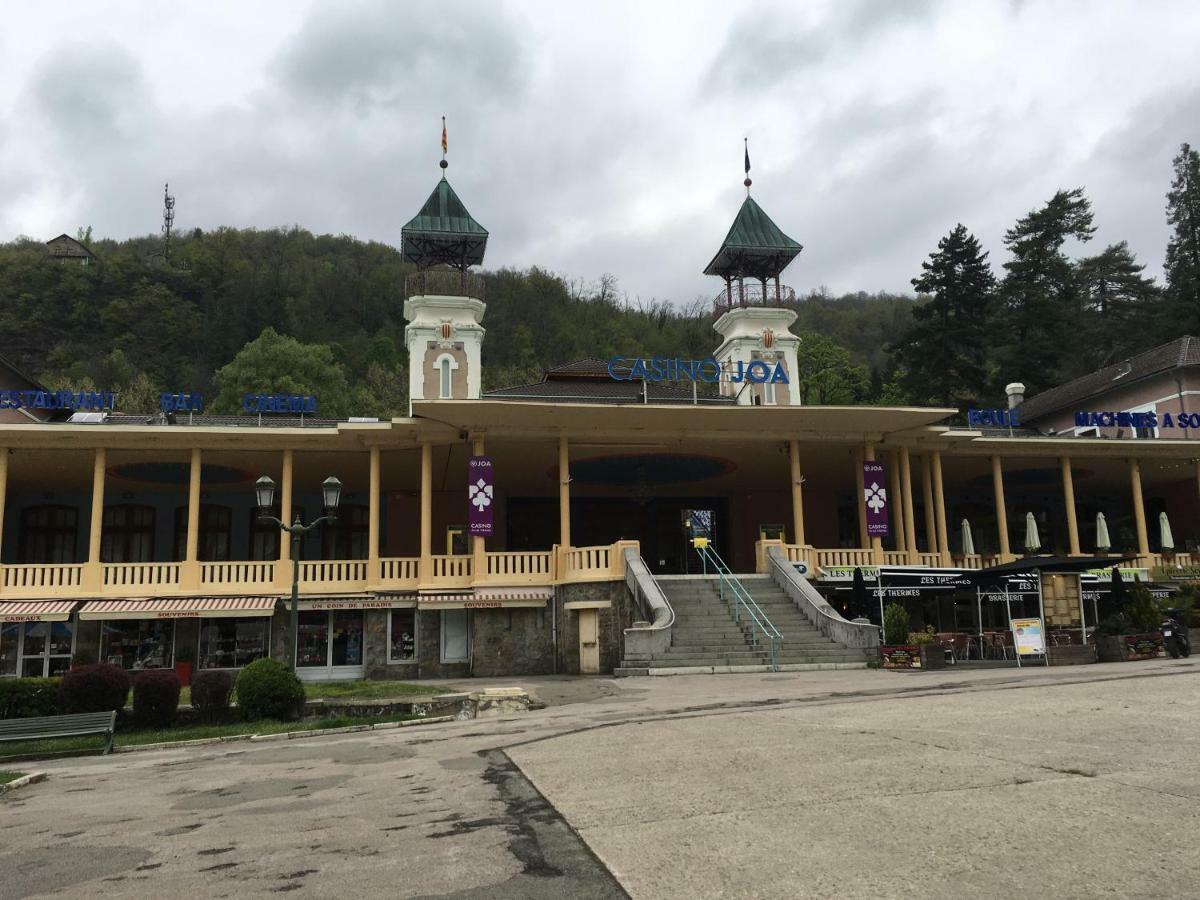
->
995, 188, 1095, 393
890, 224, 994, 407
1075, 241, 1160, 363
1163, 142, 1200, 335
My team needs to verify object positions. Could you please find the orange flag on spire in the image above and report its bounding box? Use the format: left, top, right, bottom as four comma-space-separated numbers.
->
441, 117, 448, 155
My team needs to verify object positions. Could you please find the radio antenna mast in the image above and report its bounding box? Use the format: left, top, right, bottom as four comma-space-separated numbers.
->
162, 182, 176, 262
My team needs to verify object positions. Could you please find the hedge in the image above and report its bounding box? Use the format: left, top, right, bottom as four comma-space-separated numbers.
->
0, 677, 61, 719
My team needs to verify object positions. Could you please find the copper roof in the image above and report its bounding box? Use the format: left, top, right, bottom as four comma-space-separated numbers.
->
1018, 336, 1199, 422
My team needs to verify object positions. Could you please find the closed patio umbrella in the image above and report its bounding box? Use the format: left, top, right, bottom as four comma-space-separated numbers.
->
961, 519, 975, 556
1095, 512, 1111, 552
1023, 512, 1041, 553
1160, 512, 1175, 552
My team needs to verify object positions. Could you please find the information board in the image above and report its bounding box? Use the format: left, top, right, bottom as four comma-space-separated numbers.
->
1010, 618, 1045, 656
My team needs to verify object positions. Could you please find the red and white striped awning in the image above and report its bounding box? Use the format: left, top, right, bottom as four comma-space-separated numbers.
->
79, 596, 278, 621
415, 588, 552, 609
0, 600, 77, 623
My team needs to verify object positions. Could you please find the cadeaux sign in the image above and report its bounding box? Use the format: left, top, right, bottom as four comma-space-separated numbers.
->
862, 461, 890, 538
468, 456, 494, 537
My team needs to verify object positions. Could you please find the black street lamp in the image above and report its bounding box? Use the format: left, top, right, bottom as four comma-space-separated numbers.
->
256, 474, 342, 671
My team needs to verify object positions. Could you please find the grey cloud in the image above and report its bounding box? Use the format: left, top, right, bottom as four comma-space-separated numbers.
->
273, 0, 527, 113
24, 42, 150, 147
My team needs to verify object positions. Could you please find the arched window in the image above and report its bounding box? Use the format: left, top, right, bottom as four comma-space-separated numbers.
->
433, 353, 459, 399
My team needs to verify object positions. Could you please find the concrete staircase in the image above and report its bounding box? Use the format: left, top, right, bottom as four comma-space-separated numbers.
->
617, 575, 868, 675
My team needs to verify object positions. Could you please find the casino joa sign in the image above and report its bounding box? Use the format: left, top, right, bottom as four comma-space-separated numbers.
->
862, 461, 890, 538
468, 456, 494, 537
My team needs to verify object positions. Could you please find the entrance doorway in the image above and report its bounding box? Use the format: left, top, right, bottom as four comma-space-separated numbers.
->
0, 620, 74, 677
296, 610, 365, 680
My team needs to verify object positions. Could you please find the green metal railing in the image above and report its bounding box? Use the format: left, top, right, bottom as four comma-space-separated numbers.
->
695, 543, 782, 670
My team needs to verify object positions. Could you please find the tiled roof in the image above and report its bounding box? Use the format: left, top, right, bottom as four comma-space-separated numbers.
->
1018, 336, 1199, 422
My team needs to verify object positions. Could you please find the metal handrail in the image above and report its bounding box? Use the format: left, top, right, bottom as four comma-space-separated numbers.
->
695, 544, 782, 670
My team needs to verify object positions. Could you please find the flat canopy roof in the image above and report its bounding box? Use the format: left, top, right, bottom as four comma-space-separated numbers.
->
970, 555, 1139, 580
412, 400, 956, 440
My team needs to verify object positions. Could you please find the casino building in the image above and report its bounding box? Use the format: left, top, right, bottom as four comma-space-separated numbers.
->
1, 161, 1198, 681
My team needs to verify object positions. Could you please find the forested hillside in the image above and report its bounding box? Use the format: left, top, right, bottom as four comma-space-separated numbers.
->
1, 143, 1196, 418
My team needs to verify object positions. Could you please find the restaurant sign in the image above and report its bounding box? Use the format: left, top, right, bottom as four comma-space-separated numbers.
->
0, 389, 115, 411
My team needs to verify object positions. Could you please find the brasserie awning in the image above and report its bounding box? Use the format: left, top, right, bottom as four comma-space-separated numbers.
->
79, 596, 279, 620
0, 600, 78, 622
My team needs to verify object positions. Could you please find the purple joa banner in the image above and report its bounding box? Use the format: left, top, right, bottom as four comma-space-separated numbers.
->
468, 456, 494, 537
862, 461, 890, 538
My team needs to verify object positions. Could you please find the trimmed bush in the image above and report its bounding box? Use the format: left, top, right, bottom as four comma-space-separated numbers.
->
58, 663, 130, 714
0, 677, 61, 719
132, 669, 181, 728
882, 602, 911, 646
235, 658, 305, 722
191, 670, 235, 722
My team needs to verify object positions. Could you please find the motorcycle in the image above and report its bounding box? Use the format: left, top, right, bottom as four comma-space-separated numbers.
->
1161, 610, 1192, 659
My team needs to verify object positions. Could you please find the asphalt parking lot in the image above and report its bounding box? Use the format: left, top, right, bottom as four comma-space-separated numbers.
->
4, 660, 1200, 899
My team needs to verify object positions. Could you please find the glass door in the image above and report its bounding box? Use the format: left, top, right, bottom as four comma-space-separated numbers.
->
3, 620, 75, 677
296, 610, 366, 676
297, 611, 330, 669
441, 610, 470, 663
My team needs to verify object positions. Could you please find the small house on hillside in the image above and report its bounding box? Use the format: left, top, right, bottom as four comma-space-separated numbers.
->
45, 234, 97, 266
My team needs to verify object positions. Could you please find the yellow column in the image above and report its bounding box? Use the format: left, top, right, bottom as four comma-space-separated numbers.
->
854, 448, 868, 548
83, 447, 106, 590
182, 448, 202, 589
558, 436, 571, 550
1130, 458, 1150, 558
991, 456, 1011, 561
280, 449, 294, 551
0, 449, 8, 573
899, 447, 918, 564
887, 451, 905, 554
420, 443, 433, 579
864, 446, 884, 564
368, 446, 381, 586
931, 451, 951, 567
471, 436, 485, 580
921, 454, 936, 556
788, 439, 805, 546
1060, 456, 1080, 556
274, 449, 294, 591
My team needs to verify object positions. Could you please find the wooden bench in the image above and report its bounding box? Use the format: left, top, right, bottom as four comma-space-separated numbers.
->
0, 710, 118, 754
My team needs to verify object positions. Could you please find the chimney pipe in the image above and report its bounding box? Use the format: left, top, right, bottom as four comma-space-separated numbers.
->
1005, 382, 1025, 410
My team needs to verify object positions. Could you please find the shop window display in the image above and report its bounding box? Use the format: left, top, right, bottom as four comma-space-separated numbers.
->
1, 621, 74, 677
198, 617, 270, 669
297, 610, 364, 668
388, 609, 417, 663
101, 620, 174, 670
297, 611, 329, 668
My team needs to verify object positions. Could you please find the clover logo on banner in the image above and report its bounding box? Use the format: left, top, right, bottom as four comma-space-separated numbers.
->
469, 478, 493, 511
865, 482, 887, 513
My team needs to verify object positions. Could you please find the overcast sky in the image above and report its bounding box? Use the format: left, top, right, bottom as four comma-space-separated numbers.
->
2, 0, 1198, 304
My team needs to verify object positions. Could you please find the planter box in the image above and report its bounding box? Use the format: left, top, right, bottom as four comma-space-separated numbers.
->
880, 645, 919, 669
918, 643, 947, 669
1096, 633, 1162, 662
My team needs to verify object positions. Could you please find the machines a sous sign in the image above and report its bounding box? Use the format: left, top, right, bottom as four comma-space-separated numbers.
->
607, 356, 788, 384
1075, 410, 1200, 431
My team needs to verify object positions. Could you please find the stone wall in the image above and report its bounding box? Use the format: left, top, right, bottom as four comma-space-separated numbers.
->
471, 607, 555, 677
556, 581, 630, 675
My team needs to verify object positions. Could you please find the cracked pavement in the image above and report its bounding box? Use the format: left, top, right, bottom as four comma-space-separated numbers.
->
4, 661, 1200, 898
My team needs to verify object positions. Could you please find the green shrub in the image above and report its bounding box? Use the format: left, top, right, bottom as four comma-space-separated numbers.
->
882, 602, 911, 646
58, 663, 130, 714
1126, 585, 1162, 633
235, 659, 305, 722
132, 669, 181, 728
0, 677, 61, 719
1094, 613, 1131, 637
191, 670, 235, 722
